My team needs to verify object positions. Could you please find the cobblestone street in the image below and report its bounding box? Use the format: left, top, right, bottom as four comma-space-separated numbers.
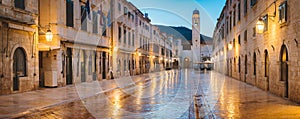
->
1, 70, 300, 118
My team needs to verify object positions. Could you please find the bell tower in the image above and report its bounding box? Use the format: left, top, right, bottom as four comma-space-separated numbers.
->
192, 9, 200, 47
192, 9, 201, 62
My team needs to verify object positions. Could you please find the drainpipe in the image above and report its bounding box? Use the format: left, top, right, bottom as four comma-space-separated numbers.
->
6, 27, 10, 57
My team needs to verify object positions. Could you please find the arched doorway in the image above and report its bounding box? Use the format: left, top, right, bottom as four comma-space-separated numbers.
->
229, 59, 232, 77
238, 56, 241, 80
183, 57, 190, 68
280, 45, 288, 98
253, 52, 257, 76
244, 55, 248, 82
13, 47, 27, 91
264, 50, 269, 91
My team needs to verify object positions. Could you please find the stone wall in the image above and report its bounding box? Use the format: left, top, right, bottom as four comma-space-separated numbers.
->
213, 0, 300, 102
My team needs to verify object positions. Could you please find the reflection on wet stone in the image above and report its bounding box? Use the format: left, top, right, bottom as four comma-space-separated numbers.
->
7, 70, 300, 118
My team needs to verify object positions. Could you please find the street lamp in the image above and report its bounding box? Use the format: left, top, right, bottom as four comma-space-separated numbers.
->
256, 18, 264, 34
45, 29, 53, 42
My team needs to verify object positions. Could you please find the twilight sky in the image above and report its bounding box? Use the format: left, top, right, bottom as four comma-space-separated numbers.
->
127, 0, 226, 37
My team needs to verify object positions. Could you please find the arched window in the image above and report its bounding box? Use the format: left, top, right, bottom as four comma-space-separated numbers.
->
13, 47, 27, 77
264, 50, 269, 77
234, 58, 236, 72
253, 52, 256, 75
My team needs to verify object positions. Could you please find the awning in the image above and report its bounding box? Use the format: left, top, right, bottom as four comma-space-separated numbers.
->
38, 43, 60, 51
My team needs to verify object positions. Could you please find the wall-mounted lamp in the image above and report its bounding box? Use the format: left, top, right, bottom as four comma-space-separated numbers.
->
45, 29, 53, 42
256, 18, 265, 34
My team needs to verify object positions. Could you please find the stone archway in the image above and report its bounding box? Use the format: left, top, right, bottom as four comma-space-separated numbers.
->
264, 50, 269, 91
13, 47, 27, 91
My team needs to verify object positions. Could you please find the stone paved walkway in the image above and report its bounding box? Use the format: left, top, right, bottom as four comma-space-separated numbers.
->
0, 72, 153, 118
194, 71, 300, 119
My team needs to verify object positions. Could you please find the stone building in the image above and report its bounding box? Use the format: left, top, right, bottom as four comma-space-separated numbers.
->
212, 0, 300, 102
110, 0, 172, 78
0, 0, 176, 94
0, 0, 39, 94
38, 0, 111, 87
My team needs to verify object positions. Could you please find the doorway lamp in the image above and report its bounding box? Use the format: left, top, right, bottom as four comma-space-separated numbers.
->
39, 23, 55, 42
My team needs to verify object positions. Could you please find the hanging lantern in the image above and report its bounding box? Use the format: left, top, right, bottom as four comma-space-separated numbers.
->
45, 29, 53, 42
256, 18, 265, 34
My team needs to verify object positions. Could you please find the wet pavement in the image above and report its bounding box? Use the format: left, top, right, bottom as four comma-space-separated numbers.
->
1, 69, 300, 119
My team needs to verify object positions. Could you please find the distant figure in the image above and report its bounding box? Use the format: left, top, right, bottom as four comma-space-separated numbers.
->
109, 67, 114, 79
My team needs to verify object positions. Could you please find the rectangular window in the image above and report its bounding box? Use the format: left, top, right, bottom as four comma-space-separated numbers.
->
229, 15, 232, 30
233, 9, 236, 26
244, 0, 248, 16
92, 11, 98, 34
124, 28, 126, 44
262, 15, 268, 32
132, 33, 135, 46
238, 3, 241, 21
244, 30, 247, 42
66, 0, 74, 27
238, 35, 241, 45
226, 20, 229, 34
118, 3, 121, 11
15, 0, 25, 10
128, 32, 131, 45
279, 1, 287, 24
253, 27, 256, 37
132, 14, 134, 22
233, 39, 236, 48
81, 5, 87, 31
124, 7, 128, 15
118, 26, 121, 43
250, 0, 257, 7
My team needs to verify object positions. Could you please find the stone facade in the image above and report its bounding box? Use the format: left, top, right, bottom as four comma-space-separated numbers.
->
212, 0, 300, 102
0, 0, 39, 94
38, 0, 111, 87
0, 0, 177, 95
